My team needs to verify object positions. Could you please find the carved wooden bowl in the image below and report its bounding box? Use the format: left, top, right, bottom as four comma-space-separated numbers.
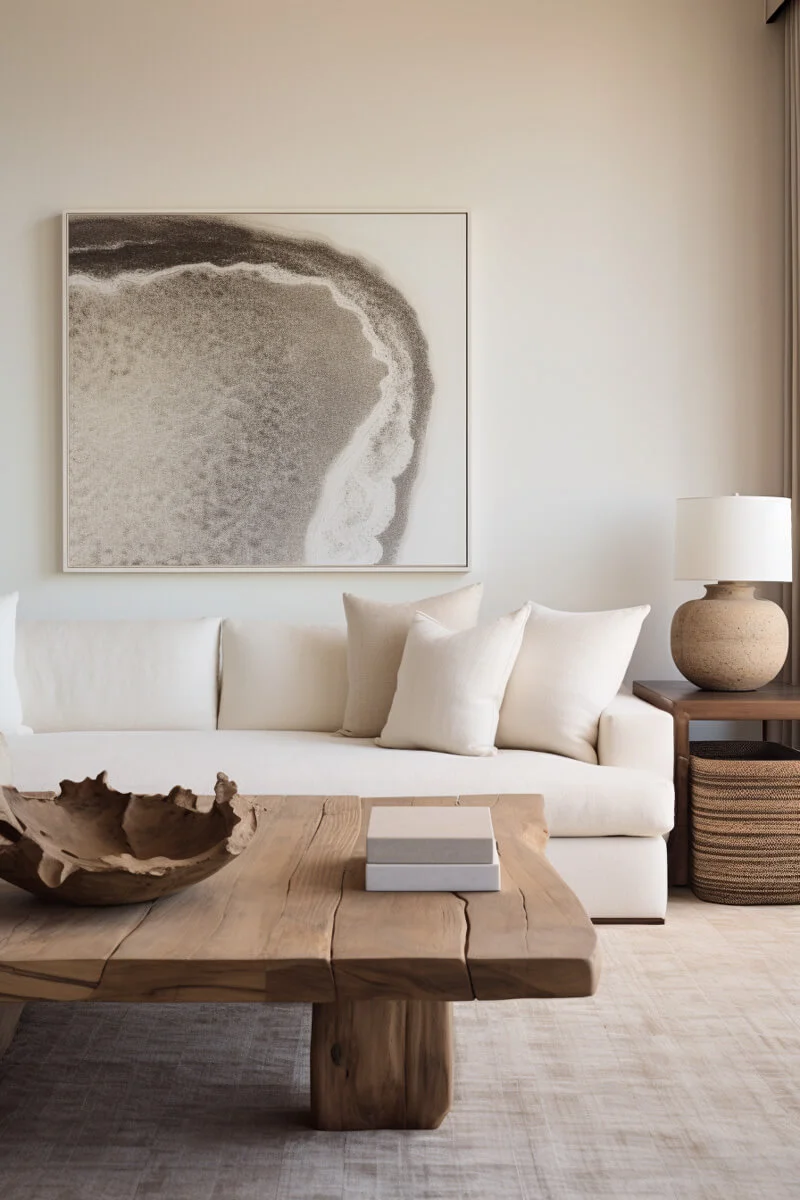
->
0, 772, 258, 905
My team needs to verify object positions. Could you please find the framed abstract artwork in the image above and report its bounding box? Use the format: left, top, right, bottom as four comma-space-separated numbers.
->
63, 210, 469, 571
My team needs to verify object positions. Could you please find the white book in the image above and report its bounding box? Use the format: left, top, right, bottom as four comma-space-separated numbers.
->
365, 845, 500, 892
367, 805, 495, 864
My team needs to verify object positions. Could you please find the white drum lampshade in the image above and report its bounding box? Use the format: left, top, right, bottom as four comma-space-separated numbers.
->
671, 495, 793, 692
675, 496, 792, 583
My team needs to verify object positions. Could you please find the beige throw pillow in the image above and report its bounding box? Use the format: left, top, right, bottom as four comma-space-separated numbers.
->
496, 601, 650, 763
340, 583, 483, 738
377, 604, 531, 757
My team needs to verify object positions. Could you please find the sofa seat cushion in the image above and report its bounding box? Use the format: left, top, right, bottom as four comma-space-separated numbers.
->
4, 731, 674, 839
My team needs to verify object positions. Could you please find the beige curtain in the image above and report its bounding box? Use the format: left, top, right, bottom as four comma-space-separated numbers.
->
783, 0, 800, 743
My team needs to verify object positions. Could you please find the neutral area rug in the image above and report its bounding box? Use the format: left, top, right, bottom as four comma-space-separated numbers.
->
0, 892, 798, 1200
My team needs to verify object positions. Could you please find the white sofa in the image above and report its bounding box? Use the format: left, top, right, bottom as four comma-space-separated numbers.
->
2, 617, 675, 921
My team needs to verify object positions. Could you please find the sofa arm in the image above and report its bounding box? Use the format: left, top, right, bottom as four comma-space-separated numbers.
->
597, 692, 674, 780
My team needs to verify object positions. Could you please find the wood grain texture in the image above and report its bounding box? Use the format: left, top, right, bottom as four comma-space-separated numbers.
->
460, 795, 599, 999
94, 797, 349, 1002
0, 882, 153, 1000
331, 797, 474, 1001
633, 680, 800, 720
0, 794, 597, 1005
263, 795, 362, 1001
0, 1002, 24, 1056
310, 998, 452, 1130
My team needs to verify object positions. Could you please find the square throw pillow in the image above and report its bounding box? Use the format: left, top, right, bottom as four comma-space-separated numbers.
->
340, 583, 483, 738
496, 601, 650, 764
377, 604, 531, 757
0, 593, 25, 735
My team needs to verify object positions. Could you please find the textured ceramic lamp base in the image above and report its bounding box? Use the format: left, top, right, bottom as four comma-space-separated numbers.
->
671, 583, 789, 692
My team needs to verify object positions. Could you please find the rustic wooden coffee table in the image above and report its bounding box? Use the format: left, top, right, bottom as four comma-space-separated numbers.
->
0, 794, 599, 1130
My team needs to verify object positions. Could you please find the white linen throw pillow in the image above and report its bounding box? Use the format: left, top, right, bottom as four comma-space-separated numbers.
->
377, 604, 531, 757
0, 594, 25, 735
340, 583, 483, 738
496, 601, 650, 764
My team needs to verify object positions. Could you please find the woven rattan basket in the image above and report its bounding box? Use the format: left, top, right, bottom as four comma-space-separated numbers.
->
690, 741, 800, 905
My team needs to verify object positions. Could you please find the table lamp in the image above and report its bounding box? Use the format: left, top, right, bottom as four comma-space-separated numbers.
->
671, 495, 793, 691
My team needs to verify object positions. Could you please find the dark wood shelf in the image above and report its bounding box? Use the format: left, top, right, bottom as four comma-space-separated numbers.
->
634, 680, 800, 722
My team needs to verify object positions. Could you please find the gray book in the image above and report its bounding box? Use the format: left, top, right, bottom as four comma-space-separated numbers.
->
366, 805, 496, 865
366, 845, 500, 892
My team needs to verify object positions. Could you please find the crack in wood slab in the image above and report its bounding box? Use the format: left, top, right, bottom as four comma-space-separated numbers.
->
94, 902, 156, 993
453, 894, 476, 1001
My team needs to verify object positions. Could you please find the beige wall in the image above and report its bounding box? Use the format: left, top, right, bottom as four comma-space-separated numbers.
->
0, 0, 785, 678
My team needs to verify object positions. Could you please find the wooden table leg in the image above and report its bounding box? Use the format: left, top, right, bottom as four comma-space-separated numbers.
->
668, 713, 691, 887
0, 1002, 24, 1056
764, 719, 784, 743
310, 998, 453, 1131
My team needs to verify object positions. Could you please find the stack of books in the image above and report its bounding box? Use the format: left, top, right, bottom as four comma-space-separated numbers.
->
365, 806, 500, 892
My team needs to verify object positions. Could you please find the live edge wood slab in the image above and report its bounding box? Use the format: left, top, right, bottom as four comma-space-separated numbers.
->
0, 794, 599, 1131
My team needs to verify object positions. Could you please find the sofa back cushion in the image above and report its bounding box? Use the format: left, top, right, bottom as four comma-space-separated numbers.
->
16, 619, 221, 732
218, 621, 347, 731
0, 733, 12, 785
0, 593, 25, 735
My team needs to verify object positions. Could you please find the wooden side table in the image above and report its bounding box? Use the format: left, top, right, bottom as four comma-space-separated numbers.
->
632, 680, 800, 886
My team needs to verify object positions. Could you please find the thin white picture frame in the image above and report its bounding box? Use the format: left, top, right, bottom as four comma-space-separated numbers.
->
62, 208, 471, 574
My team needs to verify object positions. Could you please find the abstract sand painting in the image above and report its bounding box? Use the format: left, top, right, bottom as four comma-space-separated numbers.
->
64, 211, 468, 571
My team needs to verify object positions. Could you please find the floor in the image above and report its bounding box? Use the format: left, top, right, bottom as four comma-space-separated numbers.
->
0, 892, 798, 1200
